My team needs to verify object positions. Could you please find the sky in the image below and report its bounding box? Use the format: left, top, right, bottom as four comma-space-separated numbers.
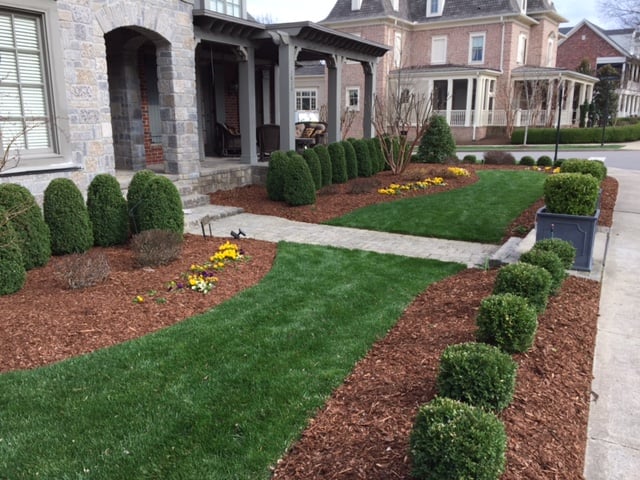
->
246, 0, 614, 28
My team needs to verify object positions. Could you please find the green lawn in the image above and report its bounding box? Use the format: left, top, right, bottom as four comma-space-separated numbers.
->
325, 170, 546, 243
0, 243, 463, 480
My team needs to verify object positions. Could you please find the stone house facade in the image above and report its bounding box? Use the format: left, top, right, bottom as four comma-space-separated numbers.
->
557, 20, 640, 118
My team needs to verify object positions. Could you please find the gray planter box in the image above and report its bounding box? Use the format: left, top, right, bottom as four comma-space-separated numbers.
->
535, 206, 600, 271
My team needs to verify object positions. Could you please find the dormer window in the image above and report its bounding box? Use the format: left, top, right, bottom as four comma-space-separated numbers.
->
391, 0, 399, 11
427, 0, 444, 18
519, 0, 527, 13
208, 0, 242, 18
351, 0, 363, 10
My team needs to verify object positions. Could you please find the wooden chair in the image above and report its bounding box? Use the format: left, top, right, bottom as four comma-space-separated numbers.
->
257, 124, 280, 162
217, 123, 241, 156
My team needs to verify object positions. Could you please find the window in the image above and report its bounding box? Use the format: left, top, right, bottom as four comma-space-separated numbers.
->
391, 0, 399, 11
0, 6, 55, 163
295, 89, 317, 111
346, 87, 360, 111
517, 33, 527, 64
519, 0, 527, 12
431, 36, 447, 64
351, 0, 362, 10
547, 33, 555, 67
394, 32, 403, 68
427, 0, 444, 17
208, 0, 241, 17
469, 33, 485, 63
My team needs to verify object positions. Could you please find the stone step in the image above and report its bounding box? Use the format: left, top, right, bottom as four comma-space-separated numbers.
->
181, 192, 211, 209
184, 205, 245, 233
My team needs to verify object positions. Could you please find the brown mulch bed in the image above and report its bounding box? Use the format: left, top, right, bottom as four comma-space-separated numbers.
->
0, 164, 618, 479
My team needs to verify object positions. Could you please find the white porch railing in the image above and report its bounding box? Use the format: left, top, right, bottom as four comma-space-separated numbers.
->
431, 109, 576, 128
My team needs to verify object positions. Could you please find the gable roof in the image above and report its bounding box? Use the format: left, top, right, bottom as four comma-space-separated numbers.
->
321, 0, 565, 25
560, 19, 639, 59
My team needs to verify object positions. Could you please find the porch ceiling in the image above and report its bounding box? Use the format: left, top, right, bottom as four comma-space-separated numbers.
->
511, 66, 599, 84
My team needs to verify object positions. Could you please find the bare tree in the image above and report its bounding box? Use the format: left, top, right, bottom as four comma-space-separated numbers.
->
599, 0, 640, 27
341, 106, 357, 139
496, 77, 522, 141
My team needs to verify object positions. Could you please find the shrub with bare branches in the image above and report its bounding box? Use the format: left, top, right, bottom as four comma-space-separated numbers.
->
55, 251, 111, 290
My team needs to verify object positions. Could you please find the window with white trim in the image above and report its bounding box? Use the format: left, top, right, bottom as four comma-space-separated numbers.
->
394, 31, 403, 68
519, 0, 527, 13
391, 0, 399, 11
346, 87, 360, 111
427, 0, 444, 17
431, 36, 447, 65
351, 0, 362, 10
208, 0, 242, 17
469, 33, 485, 64
517, 33, 527, 64
0, 2, 56, 166
295, 89, 317, 111
546, 33, 555, 67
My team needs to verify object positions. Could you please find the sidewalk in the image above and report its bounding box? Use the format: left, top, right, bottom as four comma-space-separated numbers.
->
184, 167, 639, 478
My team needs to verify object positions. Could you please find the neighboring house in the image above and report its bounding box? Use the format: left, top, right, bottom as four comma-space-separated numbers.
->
320, 0, 598, 141
0, 0, 387, 200
557, 20, 640, 118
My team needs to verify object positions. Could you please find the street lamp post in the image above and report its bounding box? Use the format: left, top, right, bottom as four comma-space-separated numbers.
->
554, 80, 564, 164
599, 75, 619, 147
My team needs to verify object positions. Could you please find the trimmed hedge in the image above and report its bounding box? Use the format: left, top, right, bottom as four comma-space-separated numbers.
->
313, 144, 333, 187
519, 155, 536, 166
302, 148, 322, 191
134, 175, 184, 234
532, 238, 576, 270
410, 397, 507, 480
0, 206, 27, 295
437, 342, 518, 412
544, 173, 600, 216
283, 152, 317, 206
127, 170, 157, 235
511, 122, 640, 144
87, 174, 129, 246
493, 262, 552, 313
328, 142, 348, 184
415, 115, 456, 163
519, 248, 567, 295
43, 178, 94, 255
537, 155, 553, 167
476, 293, 539, 353
341, 140, 359, 179
351, 138, 373, 177
0, 183, 51, 270
560, 159, 607, 183
266, 151, 290, 201
369, 137, 387, 172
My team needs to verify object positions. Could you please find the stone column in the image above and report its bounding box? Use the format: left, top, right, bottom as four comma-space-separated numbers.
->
277, 35, 296, 151
327, 54, 344, 143
362, 61, 376, 138
237, 46, 258, 165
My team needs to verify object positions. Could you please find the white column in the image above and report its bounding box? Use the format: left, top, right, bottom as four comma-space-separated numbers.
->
446, 78, 453, 124
327, 55, 344, 143
238, 46, 258, 165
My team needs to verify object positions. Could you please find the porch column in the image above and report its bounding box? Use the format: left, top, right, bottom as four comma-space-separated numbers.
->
362, 61, 376, 138
277, 35, 296, 151
465, 77, 474, 127
565, 80, 575, 124
237, 46, 258, 165
262, 69, 272, 125
327, 54, 344, 143
445, 78, 453, 124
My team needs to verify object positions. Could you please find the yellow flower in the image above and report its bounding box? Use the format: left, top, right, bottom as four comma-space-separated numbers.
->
134, 295, 144, 303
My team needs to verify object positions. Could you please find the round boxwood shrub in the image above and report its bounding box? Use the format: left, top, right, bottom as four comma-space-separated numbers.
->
283, 153, 317, 206
328, 142, 348, 184
127, 169, 157, 234
134, 175, 184, 234
553, 158, 565, 168
519, 248, 567, 295
462, 154, 477, 164
560, 158, 607, 183
301, 148, 322, 191
416, 115, 456, 163
493, 262, 552, 313
410, 396, 507, 480
0, 206, 27, 295
266, 151, 290, 201
351, 138, 373, 177
476, 293, 539, 353
519, 155, 536, 166
87, 174, 129, 246
437, 342, 518, 412
313, 144, 333, 187
0, 183, 51, 270
368, 137, 386, 172
43, 178, 94, 255
341, 140, 358, 179
532, 238, 576, 270
544, 173, 599, 216
537, 155, 553, 167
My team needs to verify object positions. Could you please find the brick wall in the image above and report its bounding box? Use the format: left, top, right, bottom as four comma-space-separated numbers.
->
557, 24, 621, 72
138, 55, 164, 166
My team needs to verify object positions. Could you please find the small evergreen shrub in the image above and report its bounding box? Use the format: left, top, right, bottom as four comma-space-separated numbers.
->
493, 262, 552, 313
126, 170, 157, 235
87, 174, 129, 246
135, 175, 184, 234
313, 145, 333, 187
301, 148, 322, 190
341, 140, 358, 179
43, 178, 94, 255
283, 153, 317, 206
537, 155, 553, 167
520, 248, 567, 294
369, 137, 386, 172
532, 238, 577, 270
266, 151, 290, 201
560, 159, 607, 183
55, 251, 111, 289
328, 142, 348, 184
476, 293, 539, 353
554, 158, 565, 168
544, 173, 599, 216
519, 155, 536, 166
410, 397, 507, 480
0, 183, 51, 270
130, 229, 183, 267
351, 138, 373, 177
462, 154, 477, 164
0, 206, 26, 295
437, 342, 518, 412
483, 151, 516, 165
416, 115, 456, 163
